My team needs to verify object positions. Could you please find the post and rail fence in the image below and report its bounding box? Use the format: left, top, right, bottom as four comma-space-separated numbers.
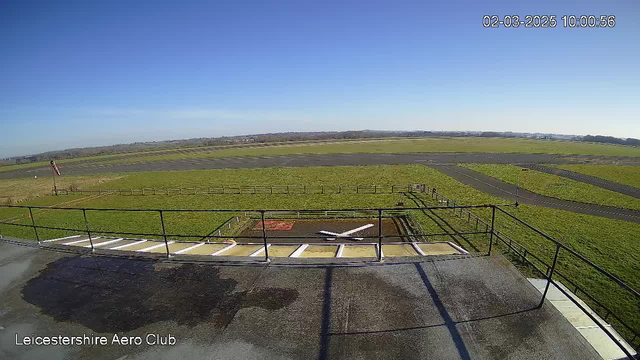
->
49, 183, 428, 197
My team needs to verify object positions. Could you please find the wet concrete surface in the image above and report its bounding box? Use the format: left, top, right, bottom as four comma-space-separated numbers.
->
4, 152, 640, 180
0, 241, 601, 359
21, 257, 297, 333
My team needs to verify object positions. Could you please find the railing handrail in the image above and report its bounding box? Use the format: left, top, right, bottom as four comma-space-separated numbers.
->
494, 205, 640, 300
415, 189, 639, 357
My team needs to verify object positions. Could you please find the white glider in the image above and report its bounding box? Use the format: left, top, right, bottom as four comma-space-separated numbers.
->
319, 224, 374, 241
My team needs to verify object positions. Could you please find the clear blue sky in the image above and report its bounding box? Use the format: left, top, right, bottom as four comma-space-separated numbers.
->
1, 0, 639, 157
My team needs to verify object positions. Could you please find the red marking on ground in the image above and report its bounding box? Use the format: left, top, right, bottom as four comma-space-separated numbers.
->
254, 220, 295, 231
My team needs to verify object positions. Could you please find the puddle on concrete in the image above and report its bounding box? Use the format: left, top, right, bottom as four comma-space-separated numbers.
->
21, 256, 298, 333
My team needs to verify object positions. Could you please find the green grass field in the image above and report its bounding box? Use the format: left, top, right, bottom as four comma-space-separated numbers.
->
4, 137, 640, 174
0, 175, 123, 204
82, 165, 433, 189
0, 165, 430, 241
555, 164, 640, 189
1, 164, 638, 343
461, 164, 640, 210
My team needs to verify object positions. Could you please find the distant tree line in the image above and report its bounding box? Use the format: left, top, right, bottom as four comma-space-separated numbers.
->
579, 135, 640, 147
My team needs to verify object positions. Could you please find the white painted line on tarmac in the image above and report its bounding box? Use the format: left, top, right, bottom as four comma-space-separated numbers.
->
137, 242, 174, 252
249, 244, 271, 257
174, 243, 205, 254
447, 242, 469, 254
110, 240, 147, 250
211, 243, 236, 256
412, 243, 426, 256
85, 238, 123, 248
336, 244, 345, 258
43, 234, 81, 243
290, 244, 309, 258
64, 237, 100, 245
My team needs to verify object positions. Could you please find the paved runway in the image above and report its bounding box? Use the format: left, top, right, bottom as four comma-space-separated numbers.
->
524, 164, 640, 199
4, 152, 640, 180
430, 165, 640, 223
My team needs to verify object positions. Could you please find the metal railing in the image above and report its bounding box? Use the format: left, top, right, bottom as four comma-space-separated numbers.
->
0, 201, 638, 358
407, 190, 639, 358
52, 183, 428, 196
0, 203, 494, 258
494, 207, 639, 359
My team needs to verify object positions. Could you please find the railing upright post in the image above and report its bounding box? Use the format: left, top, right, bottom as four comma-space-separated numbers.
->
260, 210, 270, 262
82, 209, 94, 251
539, 244, 561, 308
488, 206, 496, 256
377, 209, 383, 262
159, 210, 170, 258
28, 207, 40, 244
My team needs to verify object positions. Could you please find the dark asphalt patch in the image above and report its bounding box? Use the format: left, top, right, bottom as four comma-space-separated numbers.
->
21, 256, 298, 333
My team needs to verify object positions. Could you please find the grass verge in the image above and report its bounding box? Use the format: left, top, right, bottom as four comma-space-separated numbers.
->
461, 164, 640, 210
555, 164, 640, 189
0, 175, 123, 204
